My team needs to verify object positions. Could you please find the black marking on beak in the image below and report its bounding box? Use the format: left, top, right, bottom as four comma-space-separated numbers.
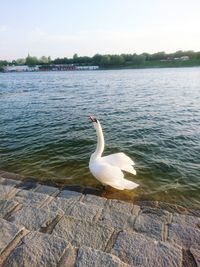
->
89, 116, 98, 123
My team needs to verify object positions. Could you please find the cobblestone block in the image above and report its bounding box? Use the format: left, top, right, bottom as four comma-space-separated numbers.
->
76, 246, 130, 267
133, 207, 170, 240
53, 215, 114, 251
3, 231, 71, 267
58, 189, 83, 201
83, 194, 107, 208
34, 184, 60, 196
168, 223, 200, 249
43, 196, 75, 215
13, 189, 52, 207
0, 185, 18, 199
69, 201, 102, 221
0, 199, 19, 218
172, 213, 200, 228
190, 247, 200, 267
112, 231, 182, 267
0, 218, 24, 254
8, 206, 59, 231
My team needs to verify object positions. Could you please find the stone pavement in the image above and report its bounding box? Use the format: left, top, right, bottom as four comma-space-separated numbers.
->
0, 171, 199, 267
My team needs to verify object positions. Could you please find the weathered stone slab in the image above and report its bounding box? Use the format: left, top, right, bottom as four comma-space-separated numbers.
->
0, 185, 18, 199
34, 184, 60, 196
0, 176, 5, 182
0, 178, 20, 187
0, 199, 19, 219
133, 207, 170, 240
69, 201, 102, 221
99, 207, 136, 230
8, 206, 59, 231
168, 223, 200, 249
83, 194, 107, 208
13, 189, 52, 207
111, 231, 182, 267
0, 171, 23, 180
3, 231, 70, 267
15, 180, 38, 190
43, 196, 75, 215
58, 189, 83, 201
172, 213, 200, 228
107, 199, 133, 214
0, 218, 24, 254
190, 247, 200, 267
76, 246, 130, 267
53, 215, 114, 250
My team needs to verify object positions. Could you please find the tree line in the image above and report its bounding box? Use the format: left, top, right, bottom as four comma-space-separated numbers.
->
1, 50, 200, 69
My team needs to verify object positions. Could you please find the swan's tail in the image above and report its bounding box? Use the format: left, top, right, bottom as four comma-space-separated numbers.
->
123, 178, 139, 190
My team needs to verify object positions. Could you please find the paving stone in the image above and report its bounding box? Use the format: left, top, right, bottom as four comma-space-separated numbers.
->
107, 199, 133, 214
3, 231, 71, 267
0, 199, 19, 218
13, 189, 52, 207
34, 184, 60, 196
111, 231, 182, 267
76, 246, 130, 267
8, 206, 59, 231
172, 213, 200, 228
53, 215, 114, 251
58, 189, 83, 200
15, 180, 38, 190
0, 184, 18, 199
99, 207, 136, 230
0, 176, 5, 182
168, 222, 200, 249
0, 178, 20, 186
0, 171, 23, 180
43, 196, 75, 215
69, 201, 102, 221
0, 218, 24, 254
83, 194, 107, 208
133, 207, 170, 240
190, 247, 200, 267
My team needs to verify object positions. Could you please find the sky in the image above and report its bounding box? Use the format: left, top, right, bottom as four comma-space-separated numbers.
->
0, 0, 200, 60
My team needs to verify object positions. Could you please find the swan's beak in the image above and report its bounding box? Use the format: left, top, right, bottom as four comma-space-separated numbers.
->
89, 116, 97, 123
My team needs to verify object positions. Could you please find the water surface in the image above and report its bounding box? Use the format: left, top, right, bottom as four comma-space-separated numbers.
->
0, 68, 200, 208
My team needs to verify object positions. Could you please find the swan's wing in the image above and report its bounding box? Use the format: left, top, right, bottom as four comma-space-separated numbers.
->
90, 162, 125, 190
102, 152, 136, 175
90, 162, 138, 190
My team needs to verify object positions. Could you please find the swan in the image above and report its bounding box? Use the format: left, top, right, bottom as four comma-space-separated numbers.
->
89, 116, 139, 190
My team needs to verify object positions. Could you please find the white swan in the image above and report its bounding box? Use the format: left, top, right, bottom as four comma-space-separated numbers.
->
89, 116, 139, 190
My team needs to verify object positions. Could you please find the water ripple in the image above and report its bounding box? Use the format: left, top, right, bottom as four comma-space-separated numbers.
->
0, 68, 200, 208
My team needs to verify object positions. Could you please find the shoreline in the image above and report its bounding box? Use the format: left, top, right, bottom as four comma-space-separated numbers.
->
1, 62, 200, 73
0, 169, 199, 216
0, 170, 200, 266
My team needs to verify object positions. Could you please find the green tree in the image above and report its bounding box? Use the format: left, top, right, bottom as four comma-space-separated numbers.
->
16, 58, 26, 65
110, 55, 125, 66
132, 54, 145, 65
26, 54, 38, 66
100, 55, 111, 66
92, 54, 102, 65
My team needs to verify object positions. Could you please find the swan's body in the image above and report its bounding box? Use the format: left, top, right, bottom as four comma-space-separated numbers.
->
89, 116, 139, 190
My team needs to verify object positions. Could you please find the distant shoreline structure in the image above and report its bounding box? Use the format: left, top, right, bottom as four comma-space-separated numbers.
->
2, 65, 99, 73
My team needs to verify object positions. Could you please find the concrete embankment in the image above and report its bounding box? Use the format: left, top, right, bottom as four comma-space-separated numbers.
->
0, 170, 199, 267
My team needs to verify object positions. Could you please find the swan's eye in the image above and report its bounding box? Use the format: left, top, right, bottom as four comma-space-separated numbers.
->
93, 118, 97, 123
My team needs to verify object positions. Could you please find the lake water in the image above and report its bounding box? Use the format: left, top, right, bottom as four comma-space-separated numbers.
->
0, 68, 200, 208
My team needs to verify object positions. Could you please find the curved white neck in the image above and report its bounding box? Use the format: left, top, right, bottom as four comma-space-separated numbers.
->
93, 121, 105, 158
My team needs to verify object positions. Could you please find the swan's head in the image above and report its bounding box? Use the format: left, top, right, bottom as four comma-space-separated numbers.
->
89, 116, 99, 130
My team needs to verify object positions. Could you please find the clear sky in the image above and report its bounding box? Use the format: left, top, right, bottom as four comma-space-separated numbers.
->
0, 0, 200, 60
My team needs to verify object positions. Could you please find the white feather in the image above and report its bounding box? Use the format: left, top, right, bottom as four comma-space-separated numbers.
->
102, 152, 136, 175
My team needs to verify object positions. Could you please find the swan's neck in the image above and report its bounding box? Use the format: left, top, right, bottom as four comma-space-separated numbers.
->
92, 121, 105, 159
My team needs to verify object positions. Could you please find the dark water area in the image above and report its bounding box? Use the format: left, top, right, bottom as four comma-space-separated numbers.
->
0, 68, 200, 209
